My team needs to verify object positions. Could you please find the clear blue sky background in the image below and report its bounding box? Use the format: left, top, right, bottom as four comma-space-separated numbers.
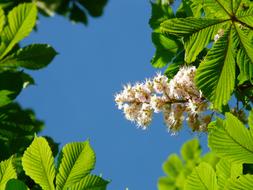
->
18, 1, 207, 189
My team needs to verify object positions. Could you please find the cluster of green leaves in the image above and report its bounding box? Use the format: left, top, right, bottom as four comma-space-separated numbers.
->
0, 2, 109, 189
0, 136, 109, 190
0, 0, 107, 25
158, 139, 219, 190
159, 111, 253, 189
150, 0, 253, 111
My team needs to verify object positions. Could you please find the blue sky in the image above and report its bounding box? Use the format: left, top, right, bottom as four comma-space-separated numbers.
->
18, 1, 207, 189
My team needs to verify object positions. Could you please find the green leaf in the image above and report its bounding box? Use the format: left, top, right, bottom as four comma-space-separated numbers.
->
56, 141, 96, 190
237, 6, 253, 28
5, 179, 29, 190
201, 152, 220, 169
158, 177, 176, 190
69, 175, 109, 190
195, 27, 235, 110
226, 174, 253, 189
0, 8, 5, 35
216, 159, 231, 190
0, 71, 24, 107
184, 162, 217, 190
151, 33, 182, 68
22, 136, 55, 190
203, 0, 232, 18
234, 24, 253, 84
182, 0, 203, 17
181, 138, 201, 162
161, 17, 227, 62
78, 0, 107, 17
0, 157, 17, 189
216, 159, 241, 190
69, 3, 88, 25
149, 1, 174, 30
0, 44, 57, 70
208, 113, 253, 164
0, 3, 37, 59
163, 154, 183, 178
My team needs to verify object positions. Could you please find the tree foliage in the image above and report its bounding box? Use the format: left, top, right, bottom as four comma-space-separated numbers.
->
149, 0, 253, 189
0, 2, 109, 189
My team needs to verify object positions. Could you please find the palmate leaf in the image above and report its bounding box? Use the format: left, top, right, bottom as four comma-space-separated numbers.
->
56, 141, 96, 190
69, 175, 109, 190
0, 44, 57, 70
5, 179, 29, 190
160, 17, 228, 63
22, 136, 55, 190
195, 27, 236, 110
0, 157, 17, 190
0, 3, 37, 59
208, 113, 253, 164
184, 162, 217, 190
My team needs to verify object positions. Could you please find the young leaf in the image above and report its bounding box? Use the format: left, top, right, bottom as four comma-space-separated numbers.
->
69, 175, 109, 190
56, 141, 96, 190
184, 162, 217, 190
195, 27, 235, 110
162, 154, 183, 178
5, 179, 29, 190
0, 44, 57, 70
22, 136, 55, 190
180, 138, 201, 162
0, 157, 17, 190
0, 3, 37, 59
208, 113, 253, 164
160, 18, 228, 63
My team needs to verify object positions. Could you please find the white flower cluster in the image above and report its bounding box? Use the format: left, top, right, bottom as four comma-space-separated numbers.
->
115, 66, 210, 133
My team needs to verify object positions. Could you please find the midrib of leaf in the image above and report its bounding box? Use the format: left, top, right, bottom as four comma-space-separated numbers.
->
35, 139, 55, 190
196, 169, 209, 190
0, 5, 36, 59
62, 146, 89, 190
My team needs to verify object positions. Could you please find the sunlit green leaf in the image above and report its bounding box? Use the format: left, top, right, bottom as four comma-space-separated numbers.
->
196, 27, 235, 110
184, 162, 217, 190
56, 141, 96, 190
161, 18, 227, 62
209, 113, 253, 164
22, 136, 55, 190
0, 157, 17, 190
0, 3, 37, 59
